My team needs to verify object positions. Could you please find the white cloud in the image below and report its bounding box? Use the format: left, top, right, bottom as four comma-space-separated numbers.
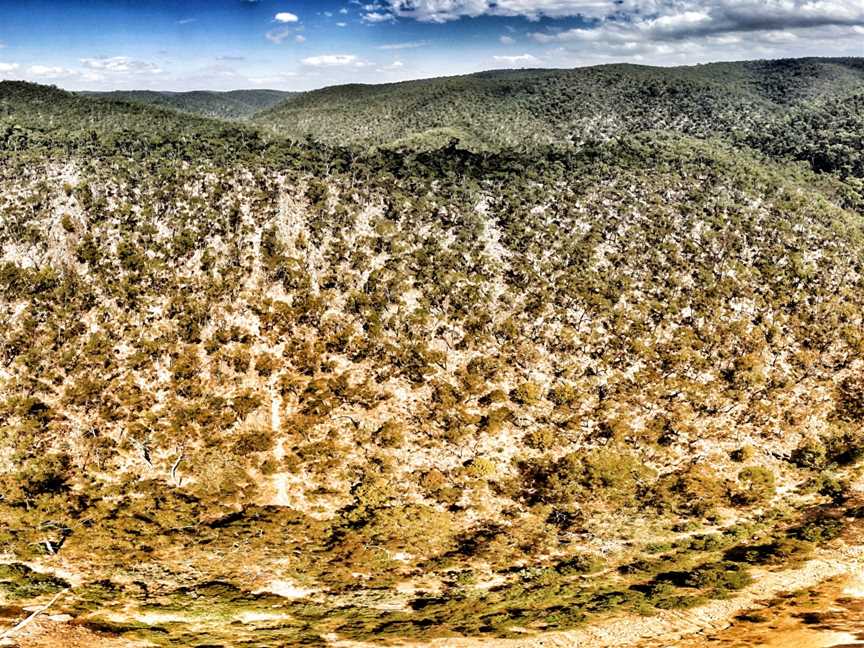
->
295, 34, 307, 43
374, 0, 864, 42
377, 41, 427, 50
500, 35, 516, 45
27, 65, 77, 78
493, 53, 542, 65
80, 57, 161, 74
275, 11, 299, 23
266, 28, 298, 44
363, 11, 394, 23
0, 62, 19, 73
375, 0, 637, 22
302, 54, 363, 66
503, 0, 864, 63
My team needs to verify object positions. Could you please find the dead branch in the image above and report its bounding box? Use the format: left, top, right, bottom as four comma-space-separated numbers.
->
0, 588, 69, 640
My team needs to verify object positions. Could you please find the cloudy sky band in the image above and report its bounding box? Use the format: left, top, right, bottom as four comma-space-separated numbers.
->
0, 0, 861, 91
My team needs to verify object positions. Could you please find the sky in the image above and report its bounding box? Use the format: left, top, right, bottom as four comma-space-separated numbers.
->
0, 0, 862, 91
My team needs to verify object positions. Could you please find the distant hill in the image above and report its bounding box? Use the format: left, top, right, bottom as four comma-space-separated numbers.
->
0, 81, 291, 164
82, 88, 296, 120
253, 57, 864, 152
1, 81, 222, 134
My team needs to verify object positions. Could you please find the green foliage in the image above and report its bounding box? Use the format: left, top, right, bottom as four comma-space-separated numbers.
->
555, 553, 605, 575
523, 446, 654, 506
0, 563, 69, 599
13, 453, 72, 498
735, 467, 776, 505
84, 89, 296, 121
253, 58, 864, 167
790, 439, 827, 469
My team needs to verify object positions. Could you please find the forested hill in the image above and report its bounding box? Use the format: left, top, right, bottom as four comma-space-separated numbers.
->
82, 89, 295, 120
2, 65, 864, 646
253, 57, 864, 153
2, 81, 237, 137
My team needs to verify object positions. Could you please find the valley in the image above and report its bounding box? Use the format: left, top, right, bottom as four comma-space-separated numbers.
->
1, 58, 864, 646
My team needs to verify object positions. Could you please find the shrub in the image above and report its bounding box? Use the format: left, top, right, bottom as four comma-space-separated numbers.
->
511, 381, 543, 406
802, 472, 847, 502
652, 464, 728, 516
524, 427, 557, 451
555, 553, 605, 575
522, 446, 653, 506
375, 421, 405, 448
232, 429, 275, 457
735, 466, 776, 505
16, 453, 71, 498
478, 389, 508, 406
724, 538, 813, 565
790, 516, 844, 543
642, 581, 707, 610
549, 383, 579, 408
790, 439, 827, 469
60, 213, 76, 232
465, 457, 497, 479
254, 353, 278, 377
836, 371, 864, 422
419, 469, 447, 492
825, 427, 864, 466
480, 407, 511, 435
681, 561, 752, 593
730, 445, 755, 463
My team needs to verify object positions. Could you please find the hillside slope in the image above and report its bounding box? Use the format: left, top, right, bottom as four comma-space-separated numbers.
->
82, 88, 296, 120
254, 58, 864, 153
2, 81, 864, 645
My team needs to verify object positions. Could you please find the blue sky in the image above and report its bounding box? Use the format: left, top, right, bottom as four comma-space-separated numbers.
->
0, 0, 863, 91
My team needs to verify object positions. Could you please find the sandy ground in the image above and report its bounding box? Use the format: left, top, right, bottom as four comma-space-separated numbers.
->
3, 539, 864, 647
0, 616, 145, 648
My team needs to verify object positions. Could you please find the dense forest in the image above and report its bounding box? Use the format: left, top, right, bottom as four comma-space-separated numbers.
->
83, 89, 296, 121
1, 58, 864, 646
252, 58, 864, 152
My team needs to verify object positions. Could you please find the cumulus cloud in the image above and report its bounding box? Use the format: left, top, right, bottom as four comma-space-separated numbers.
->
372, 0, 638, 22
530, 1, 864, 46
274, 11, 299, 23
371, 0, 864, 59
363, 11, 395, 23
375, 0, 864, 26
0, 62, 19, 73
302, 54, 363, 66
